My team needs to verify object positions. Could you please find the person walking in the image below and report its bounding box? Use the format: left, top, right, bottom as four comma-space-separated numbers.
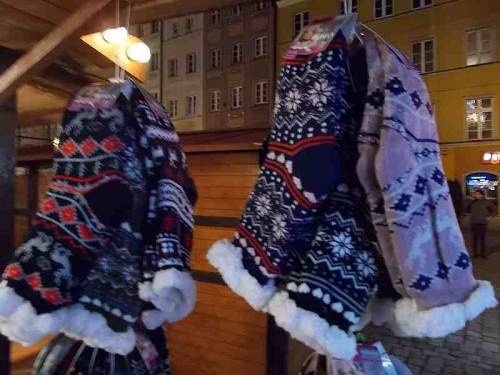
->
466, 190, 496, 259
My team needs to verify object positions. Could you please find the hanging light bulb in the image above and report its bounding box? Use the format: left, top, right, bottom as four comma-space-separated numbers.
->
483, 152, 492, 161
127, 42, 151, 63
102, 27, 128, 44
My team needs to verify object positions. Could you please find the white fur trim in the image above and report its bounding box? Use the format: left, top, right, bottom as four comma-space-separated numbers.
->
391, 280, 497, 338
139, 268, 196, 328
0, 286, 136, 355
351, 296, 396, 332
206, 239, 276, 310
266, 291, 358, 360
141, 309, 168, 330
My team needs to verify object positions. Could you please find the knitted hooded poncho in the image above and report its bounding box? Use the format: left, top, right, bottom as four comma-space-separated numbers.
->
0, 80, 197, 360
356, 33, 497, 337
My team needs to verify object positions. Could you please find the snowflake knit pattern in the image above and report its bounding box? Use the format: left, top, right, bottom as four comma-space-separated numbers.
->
0, 80, 197, 363
208, 33, 384, 360
356, 34, 497, 337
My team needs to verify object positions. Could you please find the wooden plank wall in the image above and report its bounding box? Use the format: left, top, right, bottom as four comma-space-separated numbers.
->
168, 150, 268, 375
11, 150, 272, 375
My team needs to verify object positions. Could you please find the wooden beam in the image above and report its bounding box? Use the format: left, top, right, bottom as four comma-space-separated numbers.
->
0, 0, 113, 104
131, 0, 258, 23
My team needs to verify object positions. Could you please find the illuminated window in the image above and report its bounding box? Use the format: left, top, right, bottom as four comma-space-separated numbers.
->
466, 28, 493, 66
466, 97, 493, 140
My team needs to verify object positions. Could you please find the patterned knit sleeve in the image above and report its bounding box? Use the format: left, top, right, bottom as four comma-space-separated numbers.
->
128, 89, 198, 329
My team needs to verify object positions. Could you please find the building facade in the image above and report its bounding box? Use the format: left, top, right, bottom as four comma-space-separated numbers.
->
277, 0, 500, 209
132, 20, 163, 100
133, 1, 276, 133
203, 1, 275, 130
162, 13, 206, 132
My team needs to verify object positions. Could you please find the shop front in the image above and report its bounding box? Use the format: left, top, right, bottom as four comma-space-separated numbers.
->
441, 143, 500, 215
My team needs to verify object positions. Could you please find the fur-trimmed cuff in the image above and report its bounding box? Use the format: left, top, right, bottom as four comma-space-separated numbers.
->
139, 269, 196, 329
0, 286, 136, 355
206, 239, 276, 310
266, 291, 358, 360
391, 280, 497, 337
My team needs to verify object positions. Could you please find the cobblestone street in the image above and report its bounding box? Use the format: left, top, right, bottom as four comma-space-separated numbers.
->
364, 252, 500, 375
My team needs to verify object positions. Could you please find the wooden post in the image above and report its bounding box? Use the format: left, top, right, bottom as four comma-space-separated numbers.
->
266, 316, 289, 375
0, 95, 16, 375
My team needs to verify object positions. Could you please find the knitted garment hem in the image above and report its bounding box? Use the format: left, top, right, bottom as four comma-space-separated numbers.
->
138, 268, 196, 329
207, 240, 358, 360
206, 239, 276, 310
388, 280, 497, 337
0, 286, 136, 355
266, 291, 357, 360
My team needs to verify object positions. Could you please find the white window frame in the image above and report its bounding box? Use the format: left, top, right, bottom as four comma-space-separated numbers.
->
411, 39, 435, 73
233, 42, 243, 64
210, 90, 221, 112
255, 81, 268, 105
255, 1, 268, 11
168, 99, 178, 117
137, 24, 144, 37
466, 27, 494, 66
374, 0, 393, 19
151, 51, 160, 72
294, 11, 309, 37
210, 49, 222, 69
340, 0, 358, 14
211, 9, 221, 24
412, 0, 432, 9
466, 97, 493, 140
167, 59, 178, 78
186, 96, 197, 116
151, 20, 160, 34
233, 5, 242, 16
232, 86, 243, 108
172, 22, 179, 37
186, 53, 196, 73
255, 36, 268, 57
186, 17, 194, 33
